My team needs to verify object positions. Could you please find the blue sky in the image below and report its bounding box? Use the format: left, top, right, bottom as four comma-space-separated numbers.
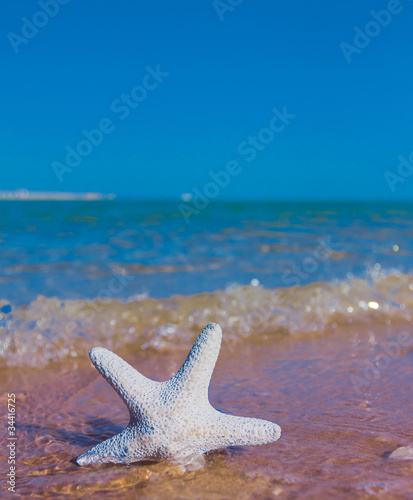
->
1, 0, 413, 200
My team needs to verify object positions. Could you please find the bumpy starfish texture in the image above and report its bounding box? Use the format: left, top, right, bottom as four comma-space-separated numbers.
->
76, 323, 281, 470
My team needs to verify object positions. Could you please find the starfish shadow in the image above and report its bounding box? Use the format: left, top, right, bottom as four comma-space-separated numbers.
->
76, 418, 125, 446
18, 419, 125, 448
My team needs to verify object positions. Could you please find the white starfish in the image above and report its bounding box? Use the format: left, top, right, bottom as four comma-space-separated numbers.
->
76, 323, 281, 470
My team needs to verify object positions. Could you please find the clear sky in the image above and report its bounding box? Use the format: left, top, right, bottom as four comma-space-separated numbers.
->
1, 0, 413, 200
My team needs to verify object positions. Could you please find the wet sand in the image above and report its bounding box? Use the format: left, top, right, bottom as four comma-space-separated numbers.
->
1, 323, 413, 499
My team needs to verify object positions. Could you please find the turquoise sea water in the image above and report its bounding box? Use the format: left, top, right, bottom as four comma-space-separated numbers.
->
1, 200, 412, 303
0, 200, 412, 367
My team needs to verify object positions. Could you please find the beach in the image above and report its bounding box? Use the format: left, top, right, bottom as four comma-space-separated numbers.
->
1, 200, 413, 499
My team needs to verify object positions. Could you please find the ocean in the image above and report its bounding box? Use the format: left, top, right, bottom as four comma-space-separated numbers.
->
0, 200, 412, 499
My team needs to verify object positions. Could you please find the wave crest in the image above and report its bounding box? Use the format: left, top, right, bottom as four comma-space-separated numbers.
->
1, 269, 412, 367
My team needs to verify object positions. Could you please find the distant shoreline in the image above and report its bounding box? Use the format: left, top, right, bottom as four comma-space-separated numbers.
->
0, 190, 116, 201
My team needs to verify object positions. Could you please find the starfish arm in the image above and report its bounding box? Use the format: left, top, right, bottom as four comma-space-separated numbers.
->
76, 323, 283, 470
202, 412, 281, 452
167, 323, 222, 401
88, 347, 158, 415
76, 425, 155, 466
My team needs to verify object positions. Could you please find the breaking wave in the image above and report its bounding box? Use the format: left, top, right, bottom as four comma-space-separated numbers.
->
1, 269, 412, 367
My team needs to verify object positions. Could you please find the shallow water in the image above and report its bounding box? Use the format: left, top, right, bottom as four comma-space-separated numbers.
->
1, 324, 413, 499
1, 201, 413, 498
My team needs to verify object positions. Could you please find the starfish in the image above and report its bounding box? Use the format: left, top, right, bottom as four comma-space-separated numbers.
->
76, 322, 281, 470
